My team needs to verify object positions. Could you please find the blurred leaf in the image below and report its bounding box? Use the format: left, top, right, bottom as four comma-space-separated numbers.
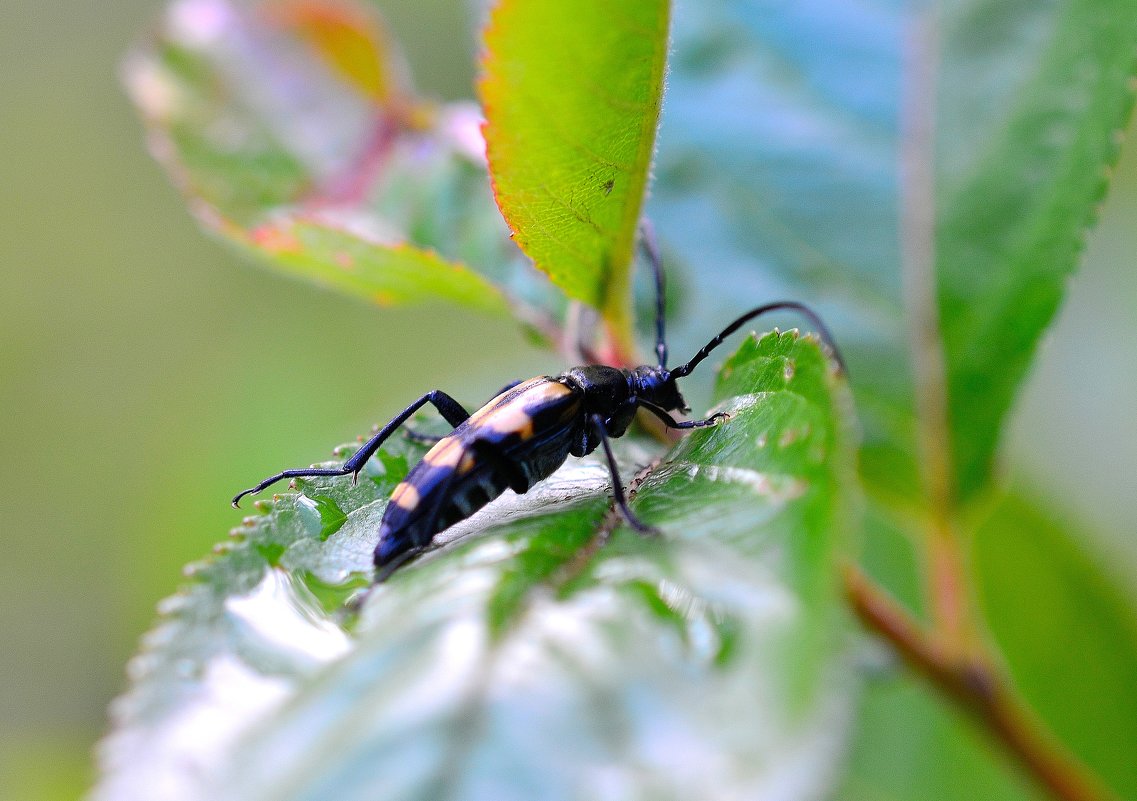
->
835, 489, 1137, 801
834, 673, 1046, 801
647, 0, 912, 504
649, 2, 1137, 797
480, 0, 670, 351
92, 333, 859, 801
973, 492, 1137, 799
231, 216, 511, 314
650, 0, 1137, 503
123, 0, 517, 316
938, 0, 1137, 499
269, 0, 408, 103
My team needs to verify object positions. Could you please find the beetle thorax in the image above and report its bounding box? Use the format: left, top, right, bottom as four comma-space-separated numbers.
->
562, 365, 631, 412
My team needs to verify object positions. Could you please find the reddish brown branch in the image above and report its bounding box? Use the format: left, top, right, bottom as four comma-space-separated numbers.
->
844, 564, 1119, 801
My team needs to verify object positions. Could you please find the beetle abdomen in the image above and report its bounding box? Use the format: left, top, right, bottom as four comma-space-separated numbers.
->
374, 376, 582, 567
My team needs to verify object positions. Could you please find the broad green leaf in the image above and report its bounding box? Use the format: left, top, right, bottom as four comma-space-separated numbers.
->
230, 216, 511, 314
647, 0, 912, 506
123, 0, 516, 316
938, 2, 1137, 499
835, 674, 1046, 801
650, 0, 1137, 505
480, 0, 671, 351
648, 1, 1137, 796
91, 333, 858, 801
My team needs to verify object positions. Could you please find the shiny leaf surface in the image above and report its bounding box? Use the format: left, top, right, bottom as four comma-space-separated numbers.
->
92, 334, 858, 801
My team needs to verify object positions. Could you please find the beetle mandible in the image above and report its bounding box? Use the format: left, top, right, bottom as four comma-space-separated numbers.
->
233, 226, 843, 579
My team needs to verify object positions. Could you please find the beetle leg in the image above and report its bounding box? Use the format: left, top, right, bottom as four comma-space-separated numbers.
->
232, 390, 471, 507
592, 414, 659, 536
636, 400, 729, 430
402, 428, 444, 446
402, 382, 522, 447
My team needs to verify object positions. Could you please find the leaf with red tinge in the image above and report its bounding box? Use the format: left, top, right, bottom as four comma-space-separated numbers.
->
234, 216, 511, 314
123, 0, 516, 317
480, 0, 671, 354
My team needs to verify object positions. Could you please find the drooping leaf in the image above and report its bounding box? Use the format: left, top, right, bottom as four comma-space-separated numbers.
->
480, 0, 671, 354
91, 333, 859, 801
122, 0, 517, 317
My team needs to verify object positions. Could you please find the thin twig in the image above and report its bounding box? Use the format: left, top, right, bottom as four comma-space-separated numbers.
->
898, 1, 970, 654
844, 564, 1120, 801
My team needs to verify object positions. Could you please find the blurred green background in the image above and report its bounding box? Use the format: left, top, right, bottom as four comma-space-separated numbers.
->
1, 2, 1133, 800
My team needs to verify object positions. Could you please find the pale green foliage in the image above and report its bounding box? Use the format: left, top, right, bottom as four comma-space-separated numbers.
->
106, 0, 1137, 799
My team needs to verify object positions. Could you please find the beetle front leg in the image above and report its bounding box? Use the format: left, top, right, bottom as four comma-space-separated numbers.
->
636, 400, 729, 430
232, 390, 471, 507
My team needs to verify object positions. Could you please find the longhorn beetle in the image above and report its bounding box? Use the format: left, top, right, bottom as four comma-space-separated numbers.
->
233, 226, 843, 579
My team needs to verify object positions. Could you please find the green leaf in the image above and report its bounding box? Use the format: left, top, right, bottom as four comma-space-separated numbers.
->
307, 495, 347, 542
649, 2, 1137, 797
92, 333, 859, 800
937, 1, 1137, 499
480, 0, 671, 351
973, 492, 1137, 798
650, 0, 1137, 505
835, 674, 1047, 801
232, 216, 511, 315
123, 0, 516, 317
835, 489, 1137, 801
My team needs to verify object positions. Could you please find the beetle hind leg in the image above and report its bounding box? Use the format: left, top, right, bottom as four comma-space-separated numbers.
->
232, 389, 471, 507
402, 428, 444, 446
400, 381, 523, 448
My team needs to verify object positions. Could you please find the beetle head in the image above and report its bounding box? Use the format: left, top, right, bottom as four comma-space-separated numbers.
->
630, 365, 689, 414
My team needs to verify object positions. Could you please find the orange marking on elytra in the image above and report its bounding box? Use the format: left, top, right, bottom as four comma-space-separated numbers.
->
389, 482, 420, 510
468, 379, 572, 441
423, 437, 464, 468
466, 378, 544, 425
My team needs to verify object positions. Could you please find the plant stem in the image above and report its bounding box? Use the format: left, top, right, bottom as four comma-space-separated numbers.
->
844, 564, 1120, 801
898, 2, 971, 653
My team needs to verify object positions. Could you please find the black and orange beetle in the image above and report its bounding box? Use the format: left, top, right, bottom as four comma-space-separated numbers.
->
233, 229, 842, 578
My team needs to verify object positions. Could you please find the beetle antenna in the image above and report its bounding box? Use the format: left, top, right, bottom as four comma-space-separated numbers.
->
670, 301, 846, 378
639, 218, 667, 368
